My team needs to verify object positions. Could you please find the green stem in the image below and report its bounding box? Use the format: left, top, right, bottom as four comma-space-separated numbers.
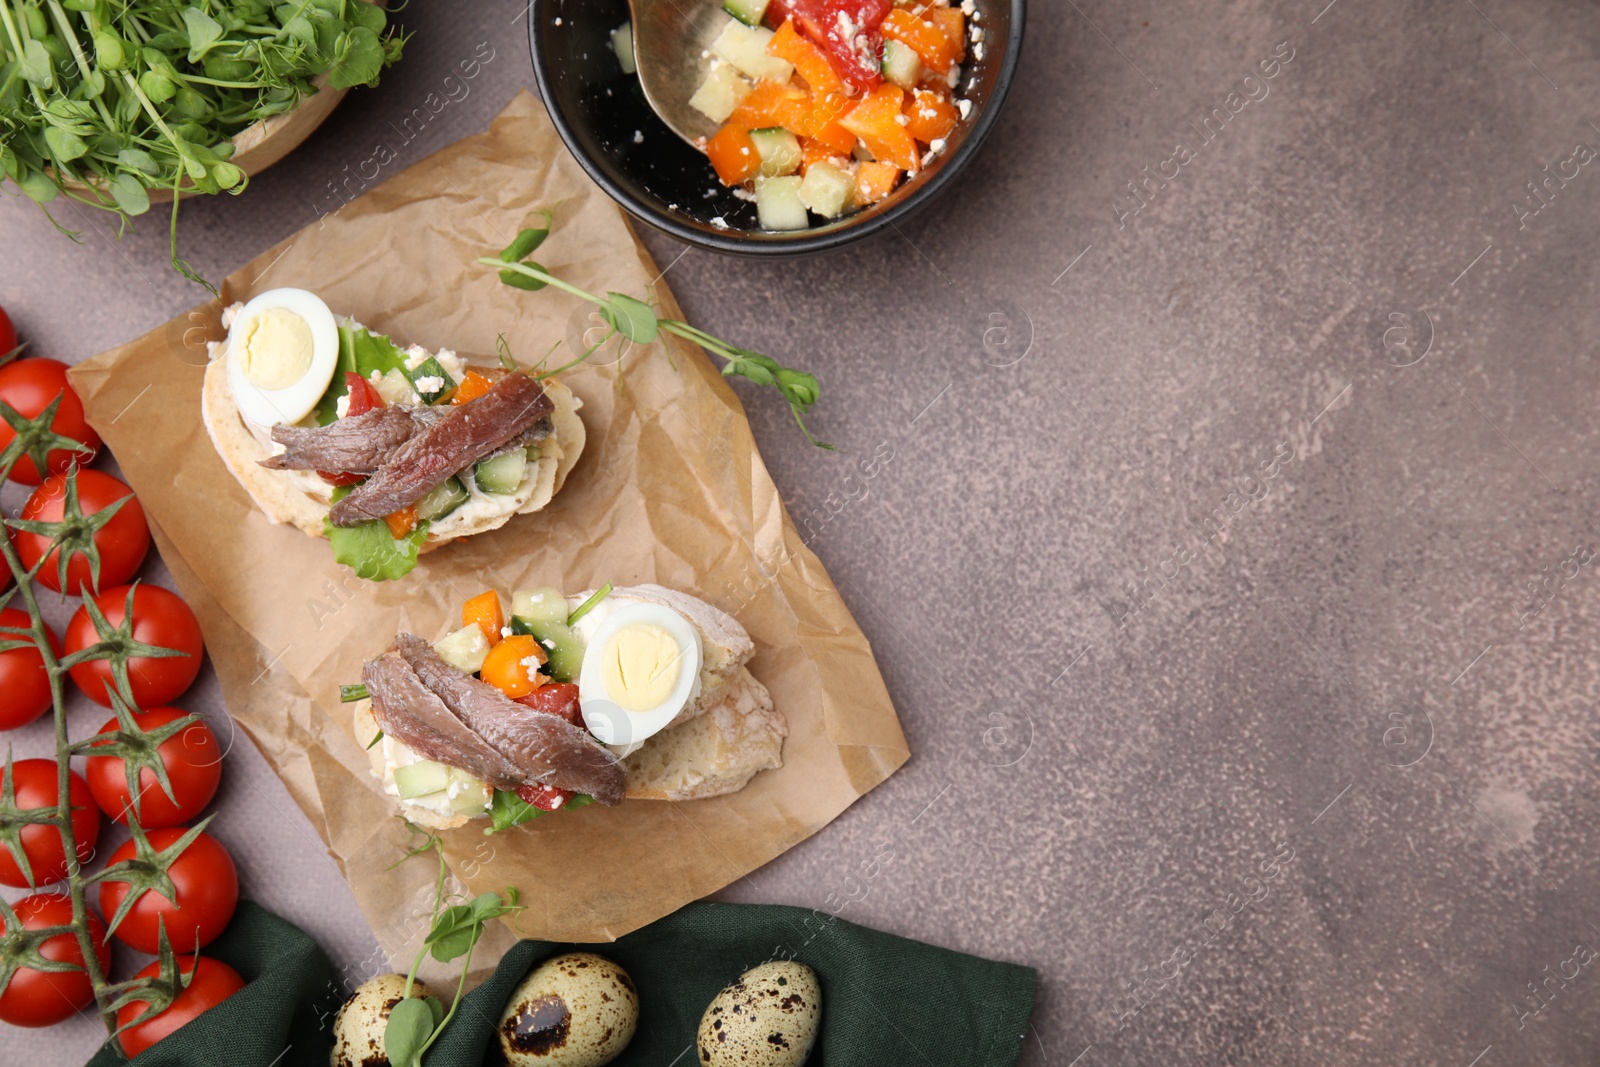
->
415, 936, 475, 1063
473, 257, 604, 307
0, 453, 115, 1035
45, 1, 117, 128
401, 840, 447, 1000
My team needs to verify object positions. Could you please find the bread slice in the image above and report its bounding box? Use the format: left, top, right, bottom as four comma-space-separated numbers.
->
352, 588, 785, 817
200, 353, 585, 548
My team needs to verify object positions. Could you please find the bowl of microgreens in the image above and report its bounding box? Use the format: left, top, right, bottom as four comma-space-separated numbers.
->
1, 0, 404, 287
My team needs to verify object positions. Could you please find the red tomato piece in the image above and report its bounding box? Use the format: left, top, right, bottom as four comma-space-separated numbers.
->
777, 0, 893, 95
85, 706, 222, 828
116, 955, 245, 1057
0, 758, 100, 889
98, 828, 238, 954
0, 893, 111, 1027
514, 682, 583, 727
65, 584, 205, 708
0, 607, 59, 731
14, 469, 151, 595
513, 780, 574, 811
343, 371, 384, 416
0, 358, 100, 485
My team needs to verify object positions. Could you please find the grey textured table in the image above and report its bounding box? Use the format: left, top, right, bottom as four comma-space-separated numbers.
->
5, 1, 1600, 1063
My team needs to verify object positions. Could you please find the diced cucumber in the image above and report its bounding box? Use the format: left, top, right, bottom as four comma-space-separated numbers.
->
511, 587, 569, 626
433, 624, 490, 674
612, 21, 636, 75
394, 761, 450, 799
712, 20, 792, 82
750, 127, 802, 177
799, 160, 857, 217
408, 778, 491, 815
373, 368, 416, 406
882, 39, 922, 89
510, 616, 584, 683
690, 62, 752, 123
722, 0, 769, 27
755, 175, 810, 230
403, 356, 456, 404
474, 450, 527, 495
415, 475, 468, 522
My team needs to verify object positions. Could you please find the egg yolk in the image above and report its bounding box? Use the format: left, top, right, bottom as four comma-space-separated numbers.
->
600, 623, 683, 712
238, 306, 313, 390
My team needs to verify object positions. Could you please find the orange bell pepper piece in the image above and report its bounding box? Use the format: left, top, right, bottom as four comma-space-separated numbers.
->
904, 88, 958, 145
451, 369, 494, 405
928, 8, 966, 64
855, 160, 902, 204
839, 85, 920, 172
383, 505, 419, 541
768, 19, 845, 95
882, 8, 959, 74
479, 634, 546, 699
728, 79, 811, 132
707, 124, 762, 185
809, 118, 858, 155
801, 137, 849, 173
462, 590, 505, 646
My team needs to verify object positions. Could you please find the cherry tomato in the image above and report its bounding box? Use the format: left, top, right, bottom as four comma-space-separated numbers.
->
14, 470, 151, 595
0, 607, 60, 731
772, 0, 892, 93
514, 682, 583, 727
85, 707, 222, 828
0, 358, 100, 485
0, 892, 111, 1027
0, 758, 100, 889
116, 955, 245, 1057
513, 780, 574, 811
65, 584, 204, 708
98, 828, 237, 954
0, 305, 16, 356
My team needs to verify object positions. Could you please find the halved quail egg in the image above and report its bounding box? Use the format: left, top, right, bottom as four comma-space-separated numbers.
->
225, 287, 339, 427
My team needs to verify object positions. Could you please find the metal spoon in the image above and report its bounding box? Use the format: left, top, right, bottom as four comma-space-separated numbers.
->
627, 0, 730, 148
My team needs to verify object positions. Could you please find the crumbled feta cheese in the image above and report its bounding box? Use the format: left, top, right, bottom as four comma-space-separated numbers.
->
403, 344, 431, 371
957, 98, 973, 118
895, 113, 910, 125
732, 187, 757, 201
367, 369, 383, 384
711, 216, 731, 230
929, 137, 947, 152
500, 626, 513, 638
961, 0, 976, 14
414, 375, 445, 394
972, 26, 985, 42
521, 655, 543, 675
946, 64, 962, 86
335, 393, 351, 419
554, 16, 562, 25
972, 41, 984, 60
435, 349, 465, 379
633, 130, 644, 144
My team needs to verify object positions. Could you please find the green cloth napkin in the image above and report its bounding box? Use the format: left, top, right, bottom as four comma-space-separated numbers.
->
86, 900, 1037, 1067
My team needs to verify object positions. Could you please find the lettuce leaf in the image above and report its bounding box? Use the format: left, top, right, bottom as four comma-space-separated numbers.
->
323, 486, 428, 581
486, 790, 594, 835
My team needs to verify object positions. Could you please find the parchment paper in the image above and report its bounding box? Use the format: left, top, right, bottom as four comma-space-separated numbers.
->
68, 92, 909, 964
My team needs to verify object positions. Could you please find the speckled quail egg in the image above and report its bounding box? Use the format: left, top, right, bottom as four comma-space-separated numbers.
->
697, 961, 822, 1067
330, 973, 436, 1067
496, 952, 639, 1067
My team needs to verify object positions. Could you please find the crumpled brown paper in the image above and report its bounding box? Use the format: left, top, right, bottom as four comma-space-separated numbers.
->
68, 92, 909, 964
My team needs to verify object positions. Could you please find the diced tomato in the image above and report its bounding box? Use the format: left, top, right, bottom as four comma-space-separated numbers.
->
882, 7, 959, 74
727, 80, 811, 132
513, 781, 573, 811
768, 19, 844, 95
707, 125, 761, 185
904, 87, 958, 145
463, 591, 504, 646
383, 506, 418, 540
840, 84, 919, 171
772, 0, 893, 95
344, 371, 384, 416
855, 159, 902, 203
927, 7, 965, 64
317, 469, 365, 487
480, 634, 545, 699
514, 682, 583, 727
451, 370, 493, 406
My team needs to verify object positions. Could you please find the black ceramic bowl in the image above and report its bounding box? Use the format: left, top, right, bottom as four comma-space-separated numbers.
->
529, 0, 1026, 255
